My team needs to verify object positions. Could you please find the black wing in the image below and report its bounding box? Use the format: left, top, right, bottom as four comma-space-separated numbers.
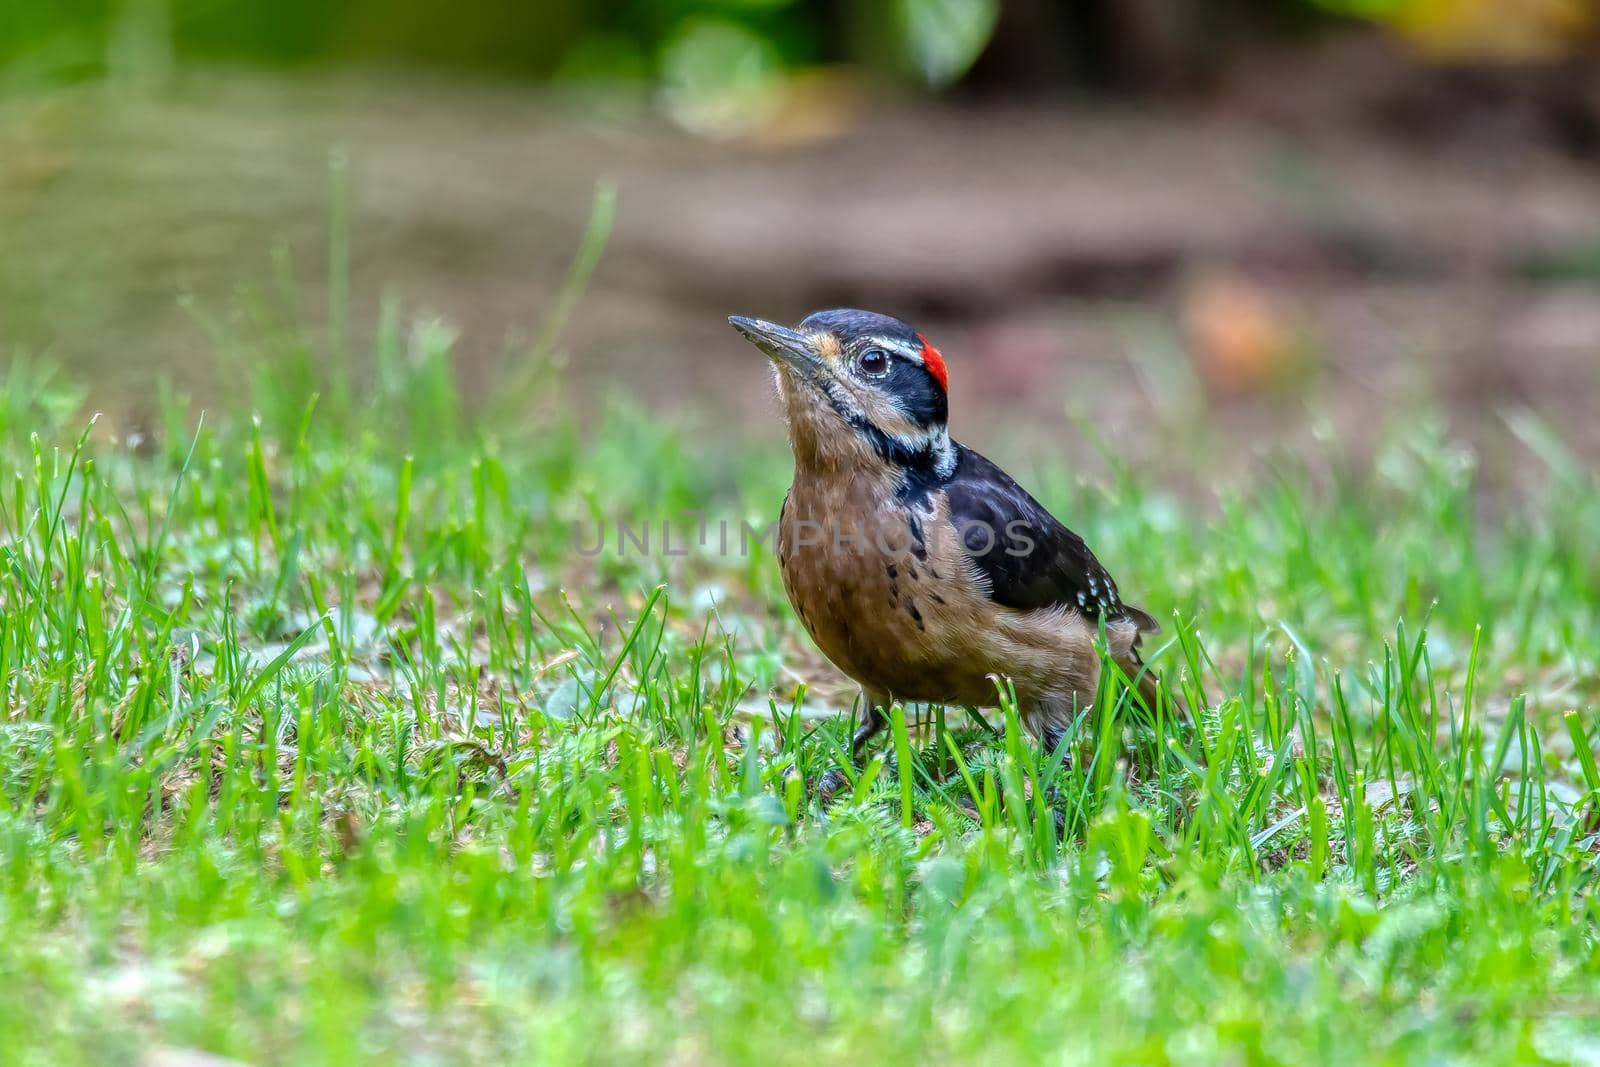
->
942, 445, 1158, 632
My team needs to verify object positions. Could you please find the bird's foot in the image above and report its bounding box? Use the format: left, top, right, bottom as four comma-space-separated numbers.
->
815, 766, 852, 802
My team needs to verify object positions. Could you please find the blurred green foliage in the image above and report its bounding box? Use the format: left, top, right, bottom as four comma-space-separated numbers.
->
3, 0, 1590, 103
1308, 0, 1594, 59
0, 0, 1000, 92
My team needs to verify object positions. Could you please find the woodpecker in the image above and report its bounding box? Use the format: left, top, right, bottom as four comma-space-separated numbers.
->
730, 308, 1172, 764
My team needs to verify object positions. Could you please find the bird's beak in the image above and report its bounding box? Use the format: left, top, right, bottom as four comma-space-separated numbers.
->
728, 315, 822, 377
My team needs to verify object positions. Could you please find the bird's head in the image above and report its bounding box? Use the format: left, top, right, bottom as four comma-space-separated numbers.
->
730, 308, 955, 479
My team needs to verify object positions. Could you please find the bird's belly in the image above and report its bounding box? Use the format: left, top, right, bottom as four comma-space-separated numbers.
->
784, 564, 999, 704
778, 488, 1094, 706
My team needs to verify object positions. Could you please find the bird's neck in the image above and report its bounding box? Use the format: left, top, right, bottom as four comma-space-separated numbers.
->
869, 424, 955, 483
777, 371, 955, 486
786, 413, 956, 502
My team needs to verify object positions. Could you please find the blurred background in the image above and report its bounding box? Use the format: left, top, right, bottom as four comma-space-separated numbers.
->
2, 0, 1598, 470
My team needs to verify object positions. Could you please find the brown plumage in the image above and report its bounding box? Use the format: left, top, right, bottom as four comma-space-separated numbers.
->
731, 308, 1176, 760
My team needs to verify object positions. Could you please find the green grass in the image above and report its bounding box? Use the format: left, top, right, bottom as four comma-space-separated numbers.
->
2, 286, 1599, 1066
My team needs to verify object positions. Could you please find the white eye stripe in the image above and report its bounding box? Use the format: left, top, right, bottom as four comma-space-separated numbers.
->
867, 337, 922, 363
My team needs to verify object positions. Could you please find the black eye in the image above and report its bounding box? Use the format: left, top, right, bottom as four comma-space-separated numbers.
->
857, 347, 890, 376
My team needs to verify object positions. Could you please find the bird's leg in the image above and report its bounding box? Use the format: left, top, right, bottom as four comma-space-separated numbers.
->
850, 697, 889, 756
817, 689, 891, 798
1025, 693, 1095, 842
1028, 692, 1091, 767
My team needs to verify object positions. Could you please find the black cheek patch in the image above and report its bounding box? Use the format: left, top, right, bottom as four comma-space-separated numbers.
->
887, 359, 948, 428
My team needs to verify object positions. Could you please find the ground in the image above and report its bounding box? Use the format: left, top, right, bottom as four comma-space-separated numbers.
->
2, 299, 1599, 1063
2, 46, 1600, 1066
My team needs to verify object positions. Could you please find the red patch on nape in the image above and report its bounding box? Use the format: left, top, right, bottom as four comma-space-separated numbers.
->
917, 334, 949, 393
